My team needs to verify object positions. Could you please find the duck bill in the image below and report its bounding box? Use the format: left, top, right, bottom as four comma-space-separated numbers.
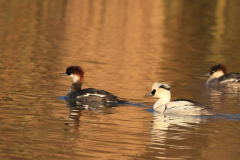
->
145, 92, 153, 97
202, 72, 211, 77
59, 72, 68, 76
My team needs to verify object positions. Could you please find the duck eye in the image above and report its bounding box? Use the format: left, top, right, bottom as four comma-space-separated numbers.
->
151, 89, 156, 95
66, 70, 72, 75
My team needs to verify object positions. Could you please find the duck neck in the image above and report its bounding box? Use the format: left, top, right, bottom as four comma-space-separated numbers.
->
153, 92, 171, 113
71, 82, 82, 92
69, 74, 84, 92
207, 70, 224, 84
206, 77, 215, 84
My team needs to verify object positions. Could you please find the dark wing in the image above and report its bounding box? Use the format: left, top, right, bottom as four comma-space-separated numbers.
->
67, 88, 125, 103
218, 73, 240, 83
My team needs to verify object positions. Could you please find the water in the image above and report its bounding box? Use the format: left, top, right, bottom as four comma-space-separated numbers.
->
1, 0, 240, 159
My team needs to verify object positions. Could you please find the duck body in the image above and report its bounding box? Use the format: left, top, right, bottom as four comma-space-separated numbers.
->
204, 64, 240, 88
60, 66, 124, 106
154, 99, 217, 115
66, 87, 122, 104
146, 82, 217, 116
208, 73, 240, 88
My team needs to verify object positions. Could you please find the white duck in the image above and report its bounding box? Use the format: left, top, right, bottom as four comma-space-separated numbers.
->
145, 82, 217, 115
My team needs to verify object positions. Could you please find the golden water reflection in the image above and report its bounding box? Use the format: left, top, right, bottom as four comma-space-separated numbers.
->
149, 112, 209, 159
0, 0, 240, 159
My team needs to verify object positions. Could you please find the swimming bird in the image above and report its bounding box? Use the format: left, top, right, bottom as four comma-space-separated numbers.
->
145, 82, 217, 115
60, 66, 124, 105
203, 64, 240, 88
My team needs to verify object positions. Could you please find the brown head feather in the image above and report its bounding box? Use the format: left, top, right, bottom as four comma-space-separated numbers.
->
210, 64, 227, 75
66, 66, 85, 82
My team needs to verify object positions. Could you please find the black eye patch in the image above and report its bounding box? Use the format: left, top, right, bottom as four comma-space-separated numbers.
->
151, 89, 156, 95
66, 70, 72, 75
210, 70, 215, 75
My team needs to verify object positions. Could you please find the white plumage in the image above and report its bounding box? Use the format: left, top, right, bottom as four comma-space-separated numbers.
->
146, 82, 217, 115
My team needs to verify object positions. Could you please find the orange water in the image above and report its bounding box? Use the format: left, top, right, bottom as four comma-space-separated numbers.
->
1, 1, 240, 159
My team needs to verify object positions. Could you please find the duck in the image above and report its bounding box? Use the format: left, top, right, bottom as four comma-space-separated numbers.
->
60, 66, 124, 105
203, 64, 240, 87
145, 82, 217, 115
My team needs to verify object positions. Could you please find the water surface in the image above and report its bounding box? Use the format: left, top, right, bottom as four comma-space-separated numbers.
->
1, 0, 240, 159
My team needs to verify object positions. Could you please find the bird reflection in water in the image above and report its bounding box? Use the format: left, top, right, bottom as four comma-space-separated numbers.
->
65, 101, 118, 127
205, 85, 240, 104
149, 111, 211, 157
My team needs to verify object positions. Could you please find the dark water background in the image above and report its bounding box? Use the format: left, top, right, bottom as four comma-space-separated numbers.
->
0, 0, 240, 159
